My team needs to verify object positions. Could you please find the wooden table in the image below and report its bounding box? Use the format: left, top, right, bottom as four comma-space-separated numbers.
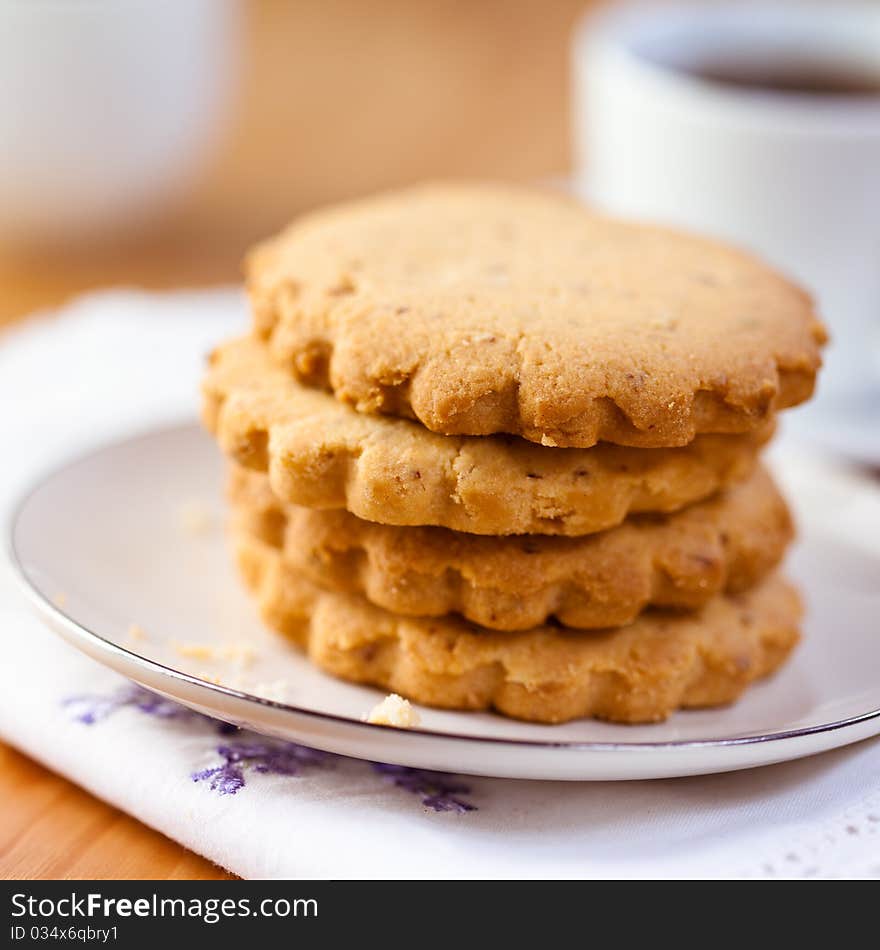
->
0, 238, 242, 881
0, 0, 587, 878
0, 746, 233, 880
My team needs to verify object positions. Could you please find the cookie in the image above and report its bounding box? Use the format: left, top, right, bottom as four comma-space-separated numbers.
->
203, 336, 771, 536
232, 529, 801, 724
229, 464, 793, 630
247, 182, 826, 448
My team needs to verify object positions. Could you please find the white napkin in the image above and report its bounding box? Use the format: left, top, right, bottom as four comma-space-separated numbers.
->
1, 289, 879, 880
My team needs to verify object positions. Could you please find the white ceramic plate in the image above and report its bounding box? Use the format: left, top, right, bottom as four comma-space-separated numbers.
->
7, 423, 880, 781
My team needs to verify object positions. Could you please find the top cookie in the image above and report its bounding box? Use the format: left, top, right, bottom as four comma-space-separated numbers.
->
247, 182, 826, 448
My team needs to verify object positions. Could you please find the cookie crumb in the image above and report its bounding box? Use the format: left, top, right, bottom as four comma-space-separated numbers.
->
364, 693, 421, 728
213, 673, 288, 702
247, 678, 288, 702
127, 623, 147, 642
220, 641, 258, 667
53, 592, 68, 608
179, 501, 214, 536
172, 640, 257, 667
196, 670, 223, 686
173, 641, 215, 660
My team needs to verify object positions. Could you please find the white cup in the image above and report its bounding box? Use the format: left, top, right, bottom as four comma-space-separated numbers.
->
0, 0, 238, 244
573, 1, 880, 408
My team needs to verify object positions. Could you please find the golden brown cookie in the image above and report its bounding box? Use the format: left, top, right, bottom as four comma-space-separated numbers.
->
247, 182, 826, 448
229, 464, 793, 631
232, 529, 801, 724
203, 336, 771, 536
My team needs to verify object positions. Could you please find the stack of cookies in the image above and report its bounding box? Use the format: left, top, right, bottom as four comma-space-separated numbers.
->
202, 184, 826, 724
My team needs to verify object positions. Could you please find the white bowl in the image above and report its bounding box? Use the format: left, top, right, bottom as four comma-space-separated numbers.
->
0, 0, 238, 242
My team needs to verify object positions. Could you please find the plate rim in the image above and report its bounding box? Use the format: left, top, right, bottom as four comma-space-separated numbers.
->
7, 419, 880, 757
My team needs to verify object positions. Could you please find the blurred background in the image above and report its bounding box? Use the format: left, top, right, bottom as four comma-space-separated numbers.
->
0, 0, 591, 325
1, 0, 878, 444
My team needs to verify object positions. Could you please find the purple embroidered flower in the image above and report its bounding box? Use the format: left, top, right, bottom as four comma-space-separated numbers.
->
63, 683, 197, 725
64, 683, 238, 734
64, 685, 477, 813
193, 740, 332, 796
371, 763, 476, 813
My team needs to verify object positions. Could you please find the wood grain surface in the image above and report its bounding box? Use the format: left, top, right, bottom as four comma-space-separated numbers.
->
0, 0, 592, 879
0, 745, 233, 880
